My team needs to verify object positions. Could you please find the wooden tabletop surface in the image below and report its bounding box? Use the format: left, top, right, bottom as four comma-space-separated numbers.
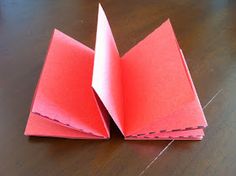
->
1, 0, 236, 175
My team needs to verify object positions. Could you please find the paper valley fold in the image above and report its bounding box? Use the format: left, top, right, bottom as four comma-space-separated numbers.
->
24, 4, 207, 140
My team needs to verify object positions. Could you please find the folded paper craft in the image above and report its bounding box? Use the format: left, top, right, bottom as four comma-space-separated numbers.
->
24, 4, 208, 140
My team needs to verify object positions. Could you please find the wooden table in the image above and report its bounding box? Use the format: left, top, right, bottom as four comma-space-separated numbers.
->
1, 1, 236, 175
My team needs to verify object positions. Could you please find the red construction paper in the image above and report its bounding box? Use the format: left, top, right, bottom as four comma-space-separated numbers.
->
25, 4, 207, 140
121, 20, 207, 138
92, 4, 124, 134
25, 113, 102, 139
26, 29, 109, 139
125, 129, 204, 140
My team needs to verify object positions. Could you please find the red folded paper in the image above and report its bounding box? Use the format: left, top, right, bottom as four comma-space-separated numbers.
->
24, 4, 207, 140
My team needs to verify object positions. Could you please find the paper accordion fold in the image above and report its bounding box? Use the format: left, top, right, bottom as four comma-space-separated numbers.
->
24, 4, 207, 140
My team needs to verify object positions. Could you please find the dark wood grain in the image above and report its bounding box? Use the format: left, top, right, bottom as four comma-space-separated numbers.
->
0, 0, 236, 175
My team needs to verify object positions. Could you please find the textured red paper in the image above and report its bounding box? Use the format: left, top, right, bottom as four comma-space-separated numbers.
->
25, 4, 207, 140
